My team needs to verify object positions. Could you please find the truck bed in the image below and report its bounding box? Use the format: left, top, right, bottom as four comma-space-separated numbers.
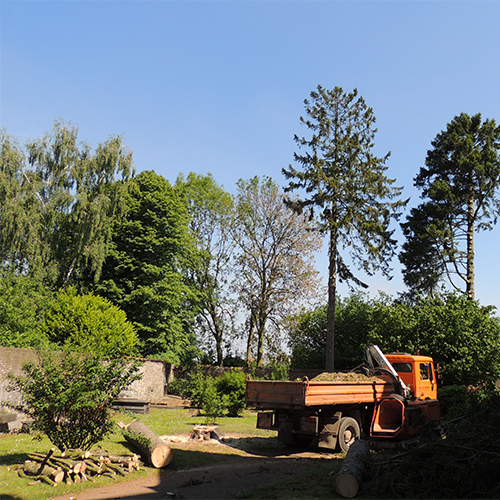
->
245, 378, 395, 410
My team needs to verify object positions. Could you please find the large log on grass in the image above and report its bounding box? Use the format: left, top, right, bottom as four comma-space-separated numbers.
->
118, 421, 173, 468
334, 439, 370, 498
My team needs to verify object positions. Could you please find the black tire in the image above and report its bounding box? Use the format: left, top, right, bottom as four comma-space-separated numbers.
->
389, 393, 407, 406
336, 417, 361, 453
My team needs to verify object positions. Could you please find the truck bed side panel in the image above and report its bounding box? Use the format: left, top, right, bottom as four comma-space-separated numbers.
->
245, 380, 307, 409
304, 381, 395, 406
246, 379, 395, 409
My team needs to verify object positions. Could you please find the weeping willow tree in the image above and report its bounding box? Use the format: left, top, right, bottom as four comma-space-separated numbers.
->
0, 121, 133, 288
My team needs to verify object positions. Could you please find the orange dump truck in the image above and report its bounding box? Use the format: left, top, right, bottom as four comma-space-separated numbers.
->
245, 345, 440, 452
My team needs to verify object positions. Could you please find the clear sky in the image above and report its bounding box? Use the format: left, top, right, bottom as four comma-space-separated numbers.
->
1, 1, 500, 310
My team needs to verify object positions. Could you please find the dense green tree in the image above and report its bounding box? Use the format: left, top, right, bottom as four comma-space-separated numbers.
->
289, 292, 500, 386
0, 273, 53, 349
288, 293, 374, 370
400, 113, 500, 299
368, 294, 500, 386
283, 85, 406, 371
0, 122, 133, 287
232, 176, 322, 367
38, 288, 138, 357
92, 171, 201, 364
176, 173, 236, 366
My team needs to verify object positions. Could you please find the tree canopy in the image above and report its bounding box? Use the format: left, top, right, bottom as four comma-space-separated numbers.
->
232, 176, 322, 366
0, 121, 133, 288
283, 85, 406, 370
288, 292, 500, 386
176, 172, 236, 366
400, 113, 500, 298
91, 170, 201, 364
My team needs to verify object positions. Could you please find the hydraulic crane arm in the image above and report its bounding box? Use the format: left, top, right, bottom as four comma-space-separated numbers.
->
365, 344, 412, 400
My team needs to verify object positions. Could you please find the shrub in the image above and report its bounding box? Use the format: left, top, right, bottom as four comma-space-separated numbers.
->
438, 385, 471, 419
167, 377, 189, 397
202, 377, 227, 422
185, 368, 247, 419
216, 370, 247, 417
268, 361, 290, 381
186, 368, 225, 422
39, 288, 138, 357
5, 349, 142, 451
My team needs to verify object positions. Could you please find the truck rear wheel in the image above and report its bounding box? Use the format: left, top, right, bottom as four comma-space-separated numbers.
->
337, 417, 360, 453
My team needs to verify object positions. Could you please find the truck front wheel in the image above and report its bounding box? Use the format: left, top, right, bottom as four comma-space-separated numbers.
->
337, 417, 360, 453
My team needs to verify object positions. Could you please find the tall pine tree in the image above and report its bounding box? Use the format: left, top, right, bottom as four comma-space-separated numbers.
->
282, 86, 406, 371
400, 113, 500, 299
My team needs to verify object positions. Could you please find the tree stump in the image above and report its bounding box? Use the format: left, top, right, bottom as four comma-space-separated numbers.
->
334, 439, 370, 498
189, 425, 219, 441
118, 421, 173, 468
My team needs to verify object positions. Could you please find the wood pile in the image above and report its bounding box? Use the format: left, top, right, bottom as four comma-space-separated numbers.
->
11, 447, 142, 487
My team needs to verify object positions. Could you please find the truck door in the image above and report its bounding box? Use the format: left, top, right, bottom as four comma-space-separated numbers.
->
416, 362, 437, 400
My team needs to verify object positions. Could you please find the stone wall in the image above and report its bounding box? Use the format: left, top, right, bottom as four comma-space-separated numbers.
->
0, 346, 168, 429
174, 365, 324, 381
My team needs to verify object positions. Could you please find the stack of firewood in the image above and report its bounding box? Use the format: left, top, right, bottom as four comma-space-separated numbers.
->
11, 447, 142, 487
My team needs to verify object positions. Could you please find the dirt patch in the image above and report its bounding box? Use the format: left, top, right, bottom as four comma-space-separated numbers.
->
51, 433, 341, 500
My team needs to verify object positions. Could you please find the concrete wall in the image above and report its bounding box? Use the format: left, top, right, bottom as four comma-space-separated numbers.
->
0, 347, 168, 429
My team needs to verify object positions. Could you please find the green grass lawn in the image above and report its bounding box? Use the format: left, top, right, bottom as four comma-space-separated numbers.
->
0, 408, 270, 500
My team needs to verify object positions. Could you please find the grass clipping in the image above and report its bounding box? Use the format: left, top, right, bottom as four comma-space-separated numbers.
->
311, 372, 381, 382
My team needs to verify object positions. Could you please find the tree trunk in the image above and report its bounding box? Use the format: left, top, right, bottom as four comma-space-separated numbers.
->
326, 226, 337, 372
246, 311, 256, 366
466, 195, 475, 300
334, 439, 370, 498
119, 421, 173, 468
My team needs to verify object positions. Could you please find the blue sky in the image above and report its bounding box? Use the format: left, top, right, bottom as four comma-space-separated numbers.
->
1, 1, 500, 309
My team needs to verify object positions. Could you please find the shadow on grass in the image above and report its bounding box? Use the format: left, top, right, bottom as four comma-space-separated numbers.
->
0, 451, 29, 467
46, 437, 343, 500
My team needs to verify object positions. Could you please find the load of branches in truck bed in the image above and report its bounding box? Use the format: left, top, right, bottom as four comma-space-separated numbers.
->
311, 372, 380, 382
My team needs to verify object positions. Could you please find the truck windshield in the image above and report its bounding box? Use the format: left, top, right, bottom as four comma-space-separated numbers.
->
391, 362, 413, 373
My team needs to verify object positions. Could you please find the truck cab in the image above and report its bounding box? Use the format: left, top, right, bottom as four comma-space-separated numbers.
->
385, 353, 438, 400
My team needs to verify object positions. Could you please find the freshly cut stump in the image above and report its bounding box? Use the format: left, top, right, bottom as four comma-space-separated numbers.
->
334, 439, 370, 498
120, 421, 173, 468
189, 425, 219, 441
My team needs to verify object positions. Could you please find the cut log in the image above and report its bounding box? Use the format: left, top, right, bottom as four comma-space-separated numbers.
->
51, 469, 65, 484
334, 439, 370, 498
23, 461, 57, 477
118, 421, 173, 468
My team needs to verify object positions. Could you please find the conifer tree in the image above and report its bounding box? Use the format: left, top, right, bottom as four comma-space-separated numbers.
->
283, 86, 406, 371
400, 113, 500, 299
